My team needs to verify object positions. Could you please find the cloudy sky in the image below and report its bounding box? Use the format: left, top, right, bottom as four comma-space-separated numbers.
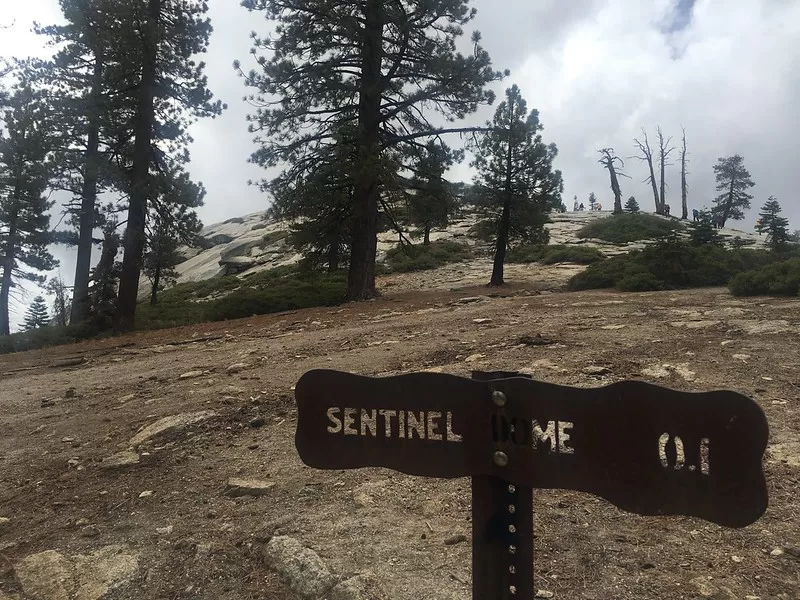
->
1, 0, 799, 325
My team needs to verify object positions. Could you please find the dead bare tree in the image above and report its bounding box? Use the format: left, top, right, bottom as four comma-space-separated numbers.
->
598, 148, 630, 215
657, 126, 675, 216
633, 129, 662, 214
680, 127, 689, 220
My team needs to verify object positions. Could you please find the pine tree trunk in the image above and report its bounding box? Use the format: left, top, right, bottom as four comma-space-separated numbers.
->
659, 155, 667, 216
423, 224, 431, 246
117, 0, 160, 330
647, 159, 661, 214
71, 50, 104, 325
327, 235, 339, 273
680, 134, 688, 220
0, 226, 16, 336
150, 263, 161, 305
491, 101, 515, 287
722, 177, 736, 227
346, 0, 384, 301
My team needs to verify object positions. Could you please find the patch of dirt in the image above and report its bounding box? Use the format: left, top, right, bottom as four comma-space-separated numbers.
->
1, 280, 799, 599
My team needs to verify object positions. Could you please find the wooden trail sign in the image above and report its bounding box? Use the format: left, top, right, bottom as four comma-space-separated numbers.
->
294, 369, 769, 598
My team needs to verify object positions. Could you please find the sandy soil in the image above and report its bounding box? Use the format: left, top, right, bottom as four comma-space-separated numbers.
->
0, 268, 798, 599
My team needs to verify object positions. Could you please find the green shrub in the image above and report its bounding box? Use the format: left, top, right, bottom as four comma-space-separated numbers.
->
577, 213, 684, 244
0, 322, 102, 354
617, 272, 664, 292
540, 245, 605, 265
506, 244, 605, 265
384, 240, 471, 273
729, 259, 800, 297
568, 240, 800, 293
136, 266, 345, 329
505, 245, 547, 264
203, 272, 346, 321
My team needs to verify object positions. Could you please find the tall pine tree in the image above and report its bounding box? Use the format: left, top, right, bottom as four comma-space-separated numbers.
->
115, 0, 224, 330
238, 0, 505, 301
712, 155, 754, 227
33, 0, 124, 325
0, 84, 58, 336
472, 85, 562, 286
23, 296, 50, 330
408, 142, 458, 246
756, 197, 789, 251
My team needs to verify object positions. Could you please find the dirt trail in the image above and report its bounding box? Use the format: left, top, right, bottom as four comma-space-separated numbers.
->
1, 281, 798, 599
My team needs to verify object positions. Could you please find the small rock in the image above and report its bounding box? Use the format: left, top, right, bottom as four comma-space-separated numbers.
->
457, 296, 484, 304
731, 555, 743, 563
64, 387, 77, 398
745, 596, 761, 600
444, 534, 468, 546
101, 450, 141, 469
179, 370, 204, 379
331, 575, 372, 600
770, 547, 784, 557
227, 363, 249, 375
67, 458, 80, 468
61, 436, 75, 443
0, 517, 10, 530
732, 354, 751, 361
138, 490, 154, 498
247, 443, 260, 450
129, 410, 217, 448
472, 318, 493, 324
75, 518, 90, 527
263, 536, 336, 599
249, 416, 266, 428
224, 478, 275, 497
81, 524, 100, 537
582, 365, 610, 376
464, 353, 485, 363
118, 393, 136, 403
600, 324, 626, 330
156, 525, 174, 535
535, 591, 555, 599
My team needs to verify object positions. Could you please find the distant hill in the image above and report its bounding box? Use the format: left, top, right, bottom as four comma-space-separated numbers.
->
139, 208, 766, 299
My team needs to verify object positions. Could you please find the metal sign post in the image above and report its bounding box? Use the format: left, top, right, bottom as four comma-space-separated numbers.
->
294, 369, 769, 599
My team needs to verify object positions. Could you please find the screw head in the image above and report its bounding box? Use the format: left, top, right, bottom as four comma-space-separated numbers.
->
492, 390, 507, 407
493, 451, 509, 467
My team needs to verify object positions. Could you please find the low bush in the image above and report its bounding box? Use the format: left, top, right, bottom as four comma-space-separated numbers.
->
729, 259, 800, 297
568, 240, 799, 293
384, 240, 471, 273
540, 245, 605, 265
137, 266, 346, 328
506, 244, 605, 265
0, 322, 103, 354
577, 213, 684, 244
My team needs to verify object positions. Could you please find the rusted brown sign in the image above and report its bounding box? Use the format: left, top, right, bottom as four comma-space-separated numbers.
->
295, 369, 768, 528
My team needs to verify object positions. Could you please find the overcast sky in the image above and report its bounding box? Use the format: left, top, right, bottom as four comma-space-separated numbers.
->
1, 0, 799, 327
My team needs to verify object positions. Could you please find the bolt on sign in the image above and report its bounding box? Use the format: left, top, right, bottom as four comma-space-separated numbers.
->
294, 369, 769, 599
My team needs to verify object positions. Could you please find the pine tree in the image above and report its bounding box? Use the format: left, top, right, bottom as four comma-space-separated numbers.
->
46, 276, 72, 327
712, 155, 755, 227
33, 0, 125, 325
597, 149, 629, 214
588, 192, 597, 211
116, 0, 224, 331
624, 196, 640, 213
756, 197, 789, 251
238, 0, 505, 301
0, 83, 58, 336
680, 128, 689, 220
143, 206, 196, 305
408, 142, 458, 246
633, 129, 662, 214
88, 217, 121, 330
472, 85, 562, 286
23, 296, 50, 330
657, 126, 674, 216
689, 209, 722, 246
